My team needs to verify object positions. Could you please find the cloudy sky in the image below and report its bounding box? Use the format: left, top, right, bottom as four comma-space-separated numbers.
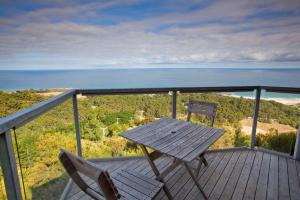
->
0, 0, 300, 69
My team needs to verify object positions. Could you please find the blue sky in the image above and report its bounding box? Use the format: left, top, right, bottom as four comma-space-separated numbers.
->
0, 0, 300, 69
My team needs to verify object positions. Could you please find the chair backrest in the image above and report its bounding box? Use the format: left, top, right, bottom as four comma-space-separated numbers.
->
187, 100, 217, 126
59, 149, 120, 200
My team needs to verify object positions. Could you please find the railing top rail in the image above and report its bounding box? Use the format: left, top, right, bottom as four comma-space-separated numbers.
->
77, 86, 259, 95
263, 86, 300, 94
0, 89, 76, 134
1, 85, 299, 134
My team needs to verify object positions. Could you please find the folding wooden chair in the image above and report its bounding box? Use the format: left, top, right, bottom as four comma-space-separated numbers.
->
59, 149, 164, 200
187, 100, 217, 176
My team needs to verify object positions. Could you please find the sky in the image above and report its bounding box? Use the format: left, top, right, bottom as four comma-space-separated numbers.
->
0, 0, 300, 69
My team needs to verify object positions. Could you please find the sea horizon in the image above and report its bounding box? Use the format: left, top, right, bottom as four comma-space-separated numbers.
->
1, 66, 300, 71
1, 68, 299, 105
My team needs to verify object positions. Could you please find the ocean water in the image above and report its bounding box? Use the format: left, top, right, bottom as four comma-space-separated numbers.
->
0, 68, 299, 99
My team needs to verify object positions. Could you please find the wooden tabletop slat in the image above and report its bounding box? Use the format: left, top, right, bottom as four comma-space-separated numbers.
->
153, 124, 201, 150
159, 126, 208, 154
149, 123, 194, 148
125, 118, 174, 141
121, 118, 171, 139
183, 130, 224, 162
120, 118, 225, 163
137, 121, 188, 144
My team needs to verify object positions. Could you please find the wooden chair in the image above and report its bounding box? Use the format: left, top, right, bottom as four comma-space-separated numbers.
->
187, 100, 217, 176
59, 149, 164, 200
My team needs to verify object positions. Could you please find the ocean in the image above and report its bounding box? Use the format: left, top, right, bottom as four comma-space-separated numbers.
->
0, 68, 299, 101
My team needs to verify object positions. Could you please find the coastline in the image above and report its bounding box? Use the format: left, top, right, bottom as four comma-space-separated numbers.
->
223, 94, 300, 105
1, 88, 299, 105
34, 90, 300, 105
261, 98, 300, 105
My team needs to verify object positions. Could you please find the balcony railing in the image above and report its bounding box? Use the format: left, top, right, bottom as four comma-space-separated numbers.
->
0, 86, 299, 200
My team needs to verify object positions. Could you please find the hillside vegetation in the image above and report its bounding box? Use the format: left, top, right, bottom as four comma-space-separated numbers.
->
0, 90, 299, 199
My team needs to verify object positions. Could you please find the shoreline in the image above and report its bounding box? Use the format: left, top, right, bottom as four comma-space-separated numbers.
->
1, 88, 299, 105
223, 94, 300, 105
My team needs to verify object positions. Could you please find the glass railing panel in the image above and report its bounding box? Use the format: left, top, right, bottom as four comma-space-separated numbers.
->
11, 98, 77, 200
0, 162, 6, 200
176, 91, 256, 149
255, 91, 300, 154
78, 94, 172, 159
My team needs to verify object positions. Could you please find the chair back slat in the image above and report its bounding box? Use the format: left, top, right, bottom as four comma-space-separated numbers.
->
59, 149, 120, 200
187, 100, 217, 126
61, 149, 101, 180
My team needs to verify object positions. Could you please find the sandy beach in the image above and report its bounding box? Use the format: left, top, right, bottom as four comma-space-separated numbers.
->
37, 89, 300, 105
223, 94, 300, 106
262, 98, 300, 105
37, 89, 86, 99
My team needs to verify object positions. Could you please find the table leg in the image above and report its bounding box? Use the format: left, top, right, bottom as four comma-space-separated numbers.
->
139, 145, 173, 200
183, 162, 208, 200
201, 153, 208, 166
195, 153, 208, 177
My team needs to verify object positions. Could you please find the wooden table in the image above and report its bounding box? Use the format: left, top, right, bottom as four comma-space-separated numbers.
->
120, 118, 225, 200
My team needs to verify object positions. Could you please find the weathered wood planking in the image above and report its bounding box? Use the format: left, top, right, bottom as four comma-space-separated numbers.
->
120, 118, 224, 163
278, 157, 290, 200
242, 151, 264, 200
219, 150, 249, 199
267, 154, 278, 200
231, 150, 256, 200
209, 151, 241, 200
287, 158, 300, 200
255, 153, 271, 200
63, 149, 300, 200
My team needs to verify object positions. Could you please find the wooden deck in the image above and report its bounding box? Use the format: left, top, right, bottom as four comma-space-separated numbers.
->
62, 148, 300, 200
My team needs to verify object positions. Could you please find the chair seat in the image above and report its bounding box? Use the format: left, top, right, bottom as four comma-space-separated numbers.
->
83, 169, 163, 200
113, 170, 163, 200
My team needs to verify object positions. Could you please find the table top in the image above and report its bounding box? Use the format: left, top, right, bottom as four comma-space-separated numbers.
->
120, 118, 224, 162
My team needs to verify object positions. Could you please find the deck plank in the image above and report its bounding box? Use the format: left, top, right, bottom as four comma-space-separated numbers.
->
231, 150, 257, 200
209, 151, 241, 200
278, 156, 290, 200
184, 152, 226, 200
242, 151, 263, 200
267, 154, 278, 200
62, 149, 300, 200
203, 151, 233, 196
220, 150, 249, 200
255, 152, 271, 200
287, 158, 300, 200
167, 153, 216, 200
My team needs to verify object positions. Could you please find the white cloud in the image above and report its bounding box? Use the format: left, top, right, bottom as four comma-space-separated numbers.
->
0, 0, 300, 69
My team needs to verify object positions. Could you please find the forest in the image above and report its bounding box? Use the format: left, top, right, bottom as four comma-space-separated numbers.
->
0, 90, 299, 199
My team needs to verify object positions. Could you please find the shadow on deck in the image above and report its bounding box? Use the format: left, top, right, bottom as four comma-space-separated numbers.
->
61, 148, 300, 200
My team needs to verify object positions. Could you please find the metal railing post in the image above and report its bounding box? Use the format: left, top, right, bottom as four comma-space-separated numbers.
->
293, 124, 300, 160
250, 87, 261, 149
72, 95, 82, 157
172, 91, 177, 119
0, 131, 22, 200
